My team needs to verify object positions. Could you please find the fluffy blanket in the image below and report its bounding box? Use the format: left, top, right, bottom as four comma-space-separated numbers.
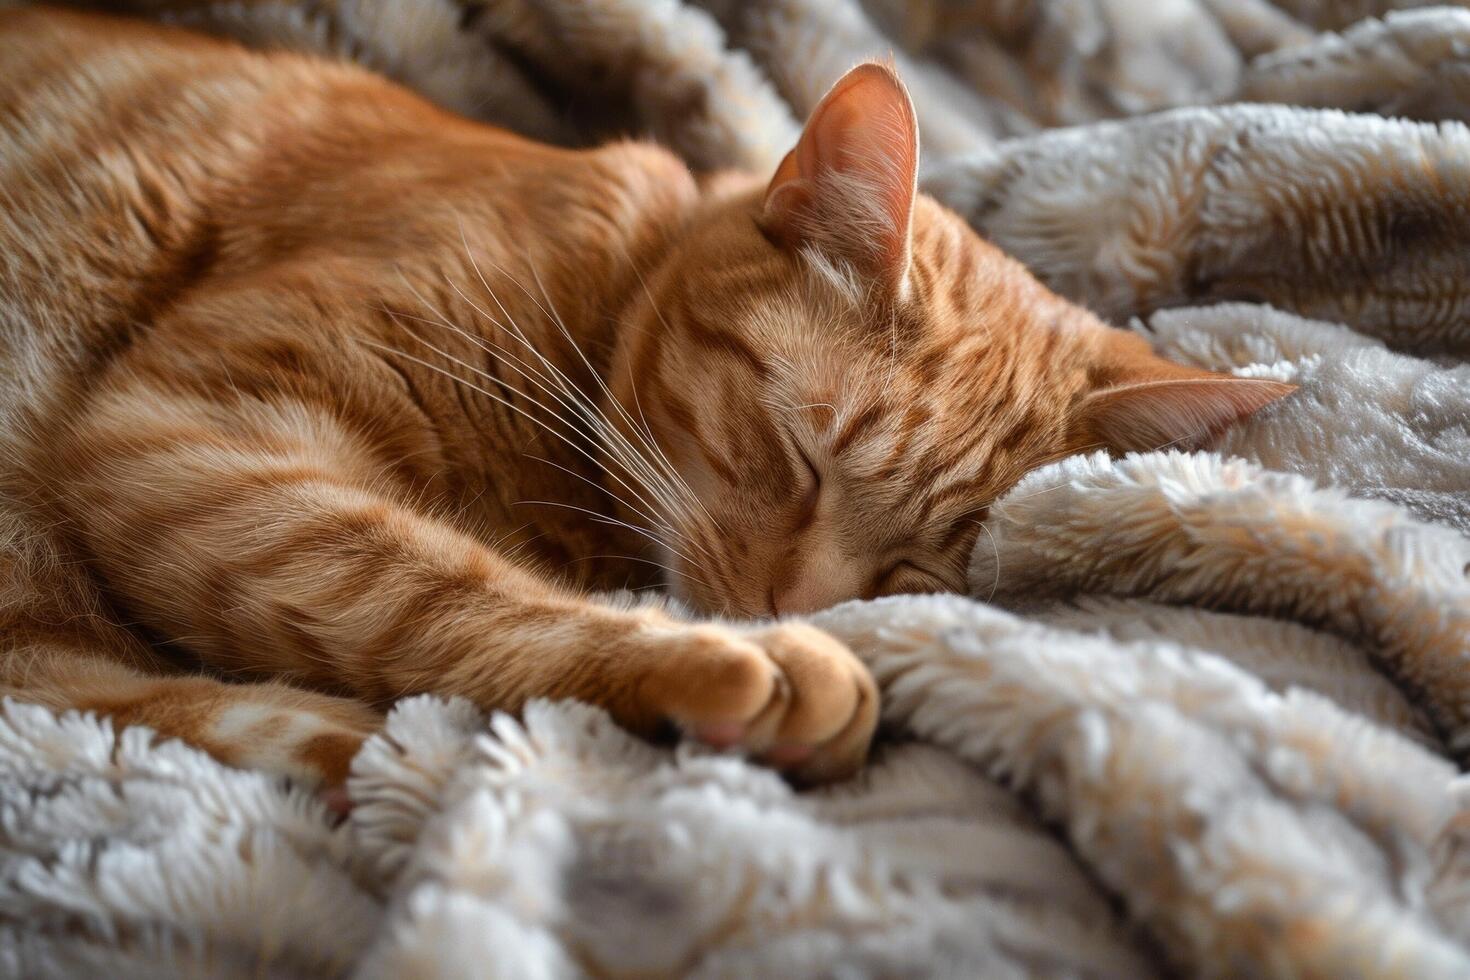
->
4, 1, 1470, 976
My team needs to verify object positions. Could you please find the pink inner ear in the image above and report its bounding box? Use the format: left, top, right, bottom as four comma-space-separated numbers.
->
1082, 376, 1298, 454
761, 63, 919, 291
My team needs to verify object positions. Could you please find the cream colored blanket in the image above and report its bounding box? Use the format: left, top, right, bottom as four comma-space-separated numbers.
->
4, 1, 1470, 976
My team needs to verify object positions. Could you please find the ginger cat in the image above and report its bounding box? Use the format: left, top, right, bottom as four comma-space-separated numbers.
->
0, 8, 1292, 795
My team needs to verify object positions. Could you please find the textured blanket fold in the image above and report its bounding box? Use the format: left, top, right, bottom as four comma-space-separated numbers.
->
3, 0, 1470, 976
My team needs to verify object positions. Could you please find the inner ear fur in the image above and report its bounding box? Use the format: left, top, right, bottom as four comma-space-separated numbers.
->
760, 62, 919, 296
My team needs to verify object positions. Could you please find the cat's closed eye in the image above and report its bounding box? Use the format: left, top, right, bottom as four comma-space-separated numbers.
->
872, 560, 945, 597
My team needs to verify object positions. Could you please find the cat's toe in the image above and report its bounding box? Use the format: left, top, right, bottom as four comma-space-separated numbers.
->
640, 624, 780, 738
750, 623, 878, 784
743, 624, 868, 747
782, 666, 878, 785
637, 620, 878, 782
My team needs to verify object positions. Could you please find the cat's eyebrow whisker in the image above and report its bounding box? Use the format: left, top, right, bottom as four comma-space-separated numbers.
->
780, 402, 840, 415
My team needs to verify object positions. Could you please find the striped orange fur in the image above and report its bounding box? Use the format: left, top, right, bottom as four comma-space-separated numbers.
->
0, 9, 1292, 794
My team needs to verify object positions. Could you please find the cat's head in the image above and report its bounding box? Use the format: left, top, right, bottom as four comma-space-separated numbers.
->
613, 63, 1293, 617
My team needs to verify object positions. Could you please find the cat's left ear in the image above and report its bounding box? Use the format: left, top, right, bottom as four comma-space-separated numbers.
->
761, 62, 919, 298
1074, 330, 1297, 454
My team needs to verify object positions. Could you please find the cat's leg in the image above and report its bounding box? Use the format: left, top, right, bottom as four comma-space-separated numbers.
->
0, 527, 379, 793
53, 382, 877, 784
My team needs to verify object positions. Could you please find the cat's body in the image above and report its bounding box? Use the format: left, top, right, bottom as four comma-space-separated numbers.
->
0, 8, 1292, 793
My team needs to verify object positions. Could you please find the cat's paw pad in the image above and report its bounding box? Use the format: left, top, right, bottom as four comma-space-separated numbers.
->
643, 622, 878, 784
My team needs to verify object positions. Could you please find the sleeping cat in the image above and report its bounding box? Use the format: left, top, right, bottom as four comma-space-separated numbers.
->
0, 8, 1292, 795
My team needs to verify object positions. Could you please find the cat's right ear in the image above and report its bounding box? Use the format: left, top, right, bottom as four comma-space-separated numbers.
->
1074, 330, 1297, 454
760, 63, 919, 299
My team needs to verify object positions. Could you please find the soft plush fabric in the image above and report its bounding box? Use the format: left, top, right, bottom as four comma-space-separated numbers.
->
3, 1, 1470, 976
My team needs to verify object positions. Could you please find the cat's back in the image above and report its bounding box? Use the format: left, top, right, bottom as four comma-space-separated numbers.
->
0, 7, 564, 454
0, 6, 542, 331
0, 7, 684, 367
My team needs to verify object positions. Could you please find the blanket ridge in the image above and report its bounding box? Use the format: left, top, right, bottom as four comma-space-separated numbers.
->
3, 1, 1469, 976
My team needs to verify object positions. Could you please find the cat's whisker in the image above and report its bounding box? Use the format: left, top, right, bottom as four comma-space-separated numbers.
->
617, 365, 718, 533
509, 345, 696, 545
388, 295, 552, 401
702, 559, 745, 613
376, 302, 688, 544
381, 314, 632, 493
975, 519, 1001, 603
452, 230, 616, 420
406, 334, 692, 555
987, 444, 1110, 508
446, 289, 693, 543
609, 242, 723, 530
1149, 430, 1215, 454
1003, 481, 1074, 503
1002, 434, 1141, 504
384, 299, 689, 543
1060, 441, 1109, 457
516, 254, 660, 451
560, 554, 715, 595
376, 297, 618, 482
512, 499, 698, 567
486, 242, 704, 524
484, 520, 534, 553
450, 236, 701, 535
606, 259, 700, 474
396, 266, 567, 401
356, 337, 684, 553
520, 452, 707, 561
498, 531, 549, 567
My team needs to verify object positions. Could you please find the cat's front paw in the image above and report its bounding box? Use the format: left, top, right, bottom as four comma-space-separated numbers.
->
639, 622, 878, 784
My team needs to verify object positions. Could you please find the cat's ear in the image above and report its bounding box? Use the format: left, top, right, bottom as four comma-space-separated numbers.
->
1076, 332, 1296, 454
761, 62, 919, 297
